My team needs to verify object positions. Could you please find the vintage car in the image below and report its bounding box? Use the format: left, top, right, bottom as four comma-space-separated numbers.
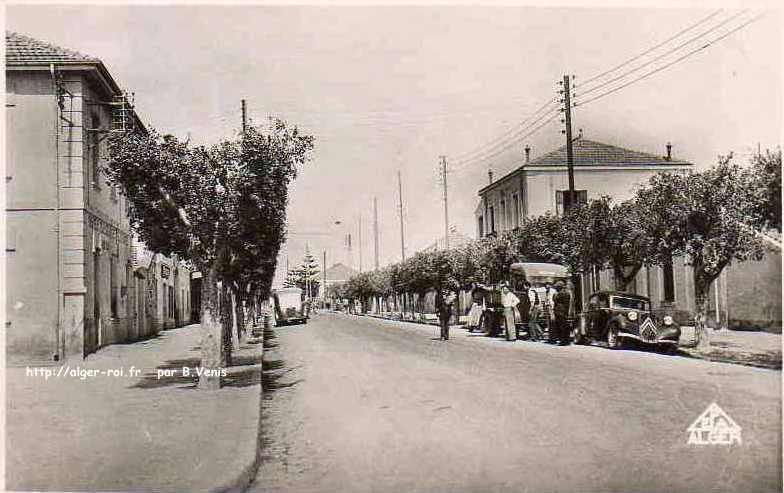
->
572, 291, 680, 351
272, 287, 308, 326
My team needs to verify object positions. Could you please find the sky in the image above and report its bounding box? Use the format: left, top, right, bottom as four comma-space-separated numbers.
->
7, 2, 781, 286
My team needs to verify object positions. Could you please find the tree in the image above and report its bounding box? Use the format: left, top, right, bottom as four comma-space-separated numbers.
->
284, 251, 321, 299
748, 148, 782, 233
106, 119, 313, 388
635, 157, 766, 349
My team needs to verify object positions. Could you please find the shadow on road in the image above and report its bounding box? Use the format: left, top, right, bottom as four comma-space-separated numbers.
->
261, 327, 303, 397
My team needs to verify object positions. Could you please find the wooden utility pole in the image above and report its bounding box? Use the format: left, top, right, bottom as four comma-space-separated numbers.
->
397, 170, 406, 261
373, 197, 379, 270
322, 250, 327, 300
358, 214, 363, 273
440, 155, 449, 250
561, 75, 576, 211
241, 99, 247, 135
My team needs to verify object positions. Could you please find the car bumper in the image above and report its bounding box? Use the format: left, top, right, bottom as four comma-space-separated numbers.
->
618, 329, 680, 345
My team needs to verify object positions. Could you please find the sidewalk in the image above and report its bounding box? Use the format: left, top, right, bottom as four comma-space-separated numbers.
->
5, 324, 263, 492
679, 326, 782, 369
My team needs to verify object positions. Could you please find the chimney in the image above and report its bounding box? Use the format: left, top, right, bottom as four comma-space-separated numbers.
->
488, 169, 494, 184
524, 145, 531, 164
665, 142, 672, 161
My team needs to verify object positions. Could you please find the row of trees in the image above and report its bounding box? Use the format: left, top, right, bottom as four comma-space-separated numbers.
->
335, 150, 780, 349
106, 119, 314, 389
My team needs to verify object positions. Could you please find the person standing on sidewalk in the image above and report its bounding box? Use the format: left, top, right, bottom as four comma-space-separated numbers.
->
466, 282, 486, 333
528, 285, 543, 341
501, 284, 520, 342
553, 281, 573, 346
437, 290, 456, 341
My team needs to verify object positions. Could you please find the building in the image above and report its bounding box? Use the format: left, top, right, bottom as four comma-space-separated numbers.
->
475, 137, 781, 330
322, 262, 358, 293
5, 32, 190, 363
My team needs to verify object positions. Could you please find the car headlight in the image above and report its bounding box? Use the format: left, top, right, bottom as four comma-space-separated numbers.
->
663, 315, 674, 326
627, 311, 638, 321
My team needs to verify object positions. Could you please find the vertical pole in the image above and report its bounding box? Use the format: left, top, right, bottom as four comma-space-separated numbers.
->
441, 156, 449, 250
398, 170, 405, 261
359, 214, 363, 273
562, 75, 576, 209
241, 99, 247, 135
373, 197, 379, 270
323, 250, 327, 301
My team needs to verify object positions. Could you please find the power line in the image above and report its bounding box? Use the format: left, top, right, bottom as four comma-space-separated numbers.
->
451, 106, 561, 169
581, 9, 724, 86
449, 97, 558, 163
575, 12, 764, 109
577, 10, 749, 98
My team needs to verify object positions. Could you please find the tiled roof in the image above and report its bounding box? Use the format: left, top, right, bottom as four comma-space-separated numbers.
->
529, 138, 692, 167
422, 229, 473, 252
6, 31, 100, 65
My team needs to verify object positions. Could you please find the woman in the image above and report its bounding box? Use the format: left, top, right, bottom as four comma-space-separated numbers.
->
467, 282, 486, 333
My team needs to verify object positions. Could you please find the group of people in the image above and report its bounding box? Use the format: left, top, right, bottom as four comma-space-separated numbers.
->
463, 280, 574, 346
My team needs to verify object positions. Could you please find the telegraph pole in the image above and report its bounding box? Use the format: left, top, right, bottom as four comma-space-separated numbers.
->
560, 75, 576, 210
241, 99, 247, 135
397, 170, 406, 261
322, 250, 327, 301
440, 156, 449, 249
358, 214, 363, 273
373, 197, 379, 270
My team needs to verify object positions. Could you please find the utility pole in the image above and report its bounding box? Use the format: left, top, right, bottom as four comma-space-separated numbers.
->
373, 197, 379, 270
397, 170, 406, 261
440, 155, 449, 250
241, 99, 247, 135
358, 214, 363, 273
560, 75, 576, 211
322, 250, 327, 301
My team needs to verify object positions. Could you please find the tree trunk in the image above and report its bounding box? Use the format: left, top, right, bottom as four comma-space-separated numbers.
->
694, 268, 713, 351
221, 283, 234, 367
198, 265, 223, 390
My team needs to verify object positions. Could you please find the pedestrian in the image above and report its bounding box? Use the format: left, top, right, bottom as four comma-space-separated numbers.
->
500, 284, 520, 342
544, 282, 558, 343
436, 289, 456, 341
516, 281, 532, 340
467, 282, 486, 333
552, 281, 573, 346
528, 284, 543, 341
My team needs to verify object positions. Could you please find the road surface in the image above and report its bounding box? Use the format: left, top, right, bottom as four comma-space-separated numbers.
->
248, 313, 781, 493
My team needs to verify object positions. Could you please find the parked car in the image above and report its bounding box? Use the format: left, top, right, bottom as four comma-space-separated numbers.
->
572, 291, 680, 351
272, 287, 308, 326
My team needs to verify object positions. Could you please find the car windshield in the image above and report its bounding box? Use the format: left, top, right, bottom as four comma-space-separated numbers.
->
610, 296, 648, 311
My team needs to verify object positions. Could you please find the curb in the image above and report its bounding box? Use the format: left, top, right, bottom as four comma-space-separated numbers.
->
210, 326, 266, 493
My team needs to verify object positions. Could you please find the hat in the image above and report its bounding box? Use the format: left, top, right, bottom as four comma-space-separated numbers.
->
554, 281, 566, 289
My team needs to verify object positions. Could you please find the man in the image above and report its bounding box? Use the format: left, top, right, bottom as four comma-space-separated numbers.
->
466, 282, 486, 333
552, 281, 573, 346
528, 284, 543, 341
500, 284, 520, 341
544, 282, 558, 343
437, 289, 456, 341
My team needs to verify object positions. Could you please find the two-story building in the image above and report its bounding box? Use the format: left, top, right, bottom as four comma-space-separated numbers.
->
5, 32, 192, 363
475, 137, 781, 331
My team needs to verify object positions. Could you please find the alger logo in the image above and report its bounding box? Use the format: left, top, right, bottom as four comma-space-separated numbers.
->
687, 403, 742, 446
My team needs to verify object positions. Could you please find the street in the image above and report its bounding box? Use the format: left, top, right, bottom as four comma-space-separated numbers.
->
249, 312, 781, 493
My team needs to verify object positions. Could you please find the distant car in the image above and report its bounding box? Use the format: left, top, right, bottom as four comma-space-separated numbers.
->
272, 287, 308, 326
572, 291, 680, 352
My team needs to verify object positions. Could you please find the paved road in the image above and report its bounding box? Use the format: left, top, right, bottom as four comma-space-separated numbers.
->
248, 313, 781, 493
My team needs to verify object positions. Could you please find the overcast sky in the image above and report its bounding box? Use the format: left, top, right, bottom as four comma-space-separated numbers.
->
8, 3, 781, 285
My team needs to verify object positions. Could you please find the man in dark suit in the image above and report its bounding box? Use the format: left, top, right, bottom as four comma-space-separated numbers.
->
552, 281, 573, 346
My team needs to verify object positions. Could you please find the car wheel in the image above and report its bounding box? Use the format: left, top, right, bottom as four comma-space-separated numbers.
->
607, 324, 622, 350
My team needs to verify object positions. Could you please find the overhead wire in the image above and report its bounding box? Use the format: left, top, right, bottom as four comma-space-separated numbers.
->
575, 12, 765, 108
576, 9, 749, 98
581, 8, 725, 86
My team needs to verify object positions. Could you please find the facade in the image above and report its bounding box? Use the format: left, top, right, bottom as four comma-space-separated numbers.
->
5, 32, 190, 363
475, 137, 781, 330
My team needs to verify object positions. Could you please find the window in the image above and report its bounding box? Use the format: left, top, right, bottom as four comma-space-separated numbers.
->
512, 193, 520, 228
110, 255, 118, 318
169, 286, 175, 318
489, 206, 496, 234
663, 257, 675, 302
477, 215, 484, 238
89, 110, 101, 189
500, 200, 506, 231
610, 296, 648, 311
555, 190, 587, 216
